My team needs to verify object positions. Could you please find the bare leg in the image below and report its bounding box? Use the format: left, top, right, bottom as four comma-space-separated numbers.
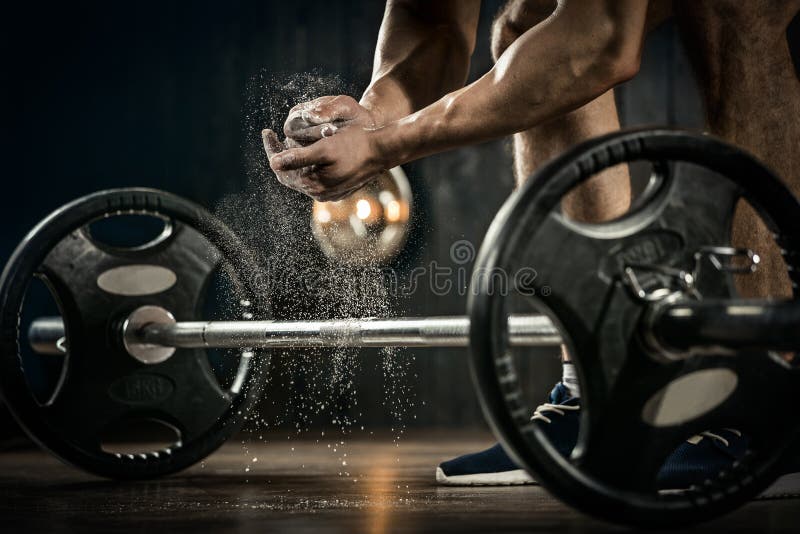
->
675, 1, 800, 299
492, 0, 634, 364
492, 1, 677, 364
491, 0, 631, 222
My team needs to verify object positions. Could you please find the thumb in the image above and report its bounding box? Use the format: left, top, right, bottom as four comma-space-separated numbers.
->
262, 129, 285, 158
270, 144, 330, 171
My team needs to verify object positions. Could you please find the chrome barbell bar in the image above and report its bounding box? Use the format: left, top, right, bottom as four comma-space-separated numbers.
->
137, 314, 561, 349
28, 306, 562, 361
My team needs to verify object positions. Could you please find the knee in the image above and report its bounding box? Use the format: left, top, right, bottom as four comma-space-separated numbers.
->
490, 0, 557, 61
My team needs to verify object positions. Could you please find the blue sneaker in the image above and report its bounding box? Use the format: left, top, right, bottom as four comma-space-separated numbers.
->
436, 383, 579, 485
658, 429, 748, 491
436, 383, 757, 490
660, 430, 800, 496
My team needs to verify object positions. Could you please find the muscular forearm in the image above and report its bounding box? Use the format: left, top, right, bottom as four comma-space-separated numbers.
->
265, 0, 649, 203
374, 1, 647, 167
360, 0, 480, 126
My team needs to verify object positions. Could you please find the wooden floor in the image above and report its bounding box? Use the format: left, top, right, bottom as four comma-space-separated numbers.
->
1, 430, 799, 533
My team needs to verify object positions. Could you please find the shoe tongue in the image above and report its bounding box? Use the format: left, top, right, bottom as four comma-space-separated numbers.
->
549, 382, 572, 404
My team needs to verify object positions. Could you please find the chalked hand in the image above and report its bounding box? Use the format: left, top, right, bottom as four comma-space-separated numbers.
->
283, 95, 377, 143
262, 130, 332, 198
264, 123, 388, 202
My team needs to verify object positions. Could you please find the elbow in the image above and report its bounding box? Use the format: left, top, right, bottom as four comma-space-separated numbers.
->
576, 11, 642, 90
587, 22, 642, 89
600, 46, 641, 86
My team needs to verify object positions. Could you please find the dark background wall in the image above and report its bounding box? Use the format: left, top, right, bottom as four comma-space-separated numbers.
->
1, 1, 797, 439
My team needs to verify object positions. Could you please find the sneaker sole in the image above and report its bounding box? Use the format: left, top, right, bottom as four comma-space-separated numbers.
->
658, 473, 800, 498
436, 468, 800, 498
759, 473, 800, 499
435, 467, 536, 486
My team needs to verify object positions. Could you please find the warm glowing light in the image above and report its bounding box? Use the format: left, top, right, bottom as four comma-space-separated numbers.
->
316, 207, 332, 223
309, 168, 413, 265
356, 199, 372, 220
385, 200, 401, 222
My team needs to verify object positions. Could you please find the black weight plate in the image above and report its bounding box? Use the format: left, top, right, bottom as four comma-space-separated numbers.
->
0, 188, 270, 479
469, 129, 800, 527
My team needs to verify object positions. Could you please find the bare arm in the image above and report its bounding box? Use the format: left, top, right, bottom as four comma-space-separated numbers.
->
269, 0, 648, 201
263, 0, 479, 199
377, 0, 647, 163
360, 0, 481, 126
277, 0, 479, 141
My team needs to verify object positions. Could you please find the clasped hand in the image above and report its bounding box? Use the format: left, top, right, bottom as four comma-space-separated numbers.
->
263, 95, 386, 202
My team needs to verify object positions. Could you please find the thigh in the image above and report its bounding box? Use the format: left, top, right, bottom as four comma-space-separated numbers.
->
673, 0, 800, 98
505, 0, 676, 222
675, 0, 800, 42
673, 1, 800, 300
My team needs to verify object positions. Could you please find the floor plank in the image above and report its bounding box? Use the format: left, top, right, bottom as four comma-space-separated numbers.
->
1, 430, 798, 533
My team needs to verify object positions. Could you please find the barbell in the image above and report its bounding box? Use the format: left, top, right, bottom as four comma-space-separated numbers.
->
26, 296, 800, 356
1, 128, 799, 528
29, 310, 561, 354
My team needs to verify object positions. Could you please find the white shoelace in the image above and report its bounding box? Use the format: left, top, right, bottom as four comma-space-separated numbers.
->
691, 428, 742, 447
530, 403, 740, 449
530, 402, 580, 424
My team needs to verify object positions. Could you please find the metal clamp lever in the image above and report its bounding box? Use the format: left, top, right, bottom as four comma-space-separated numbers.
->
695, 246, 760, 274
623, 263, 696, 302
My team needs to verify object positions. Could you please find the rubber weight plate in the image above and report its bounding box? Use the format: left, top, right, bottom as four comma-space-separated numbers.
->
469, 128, 800, 527
0, 188, 270, 479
